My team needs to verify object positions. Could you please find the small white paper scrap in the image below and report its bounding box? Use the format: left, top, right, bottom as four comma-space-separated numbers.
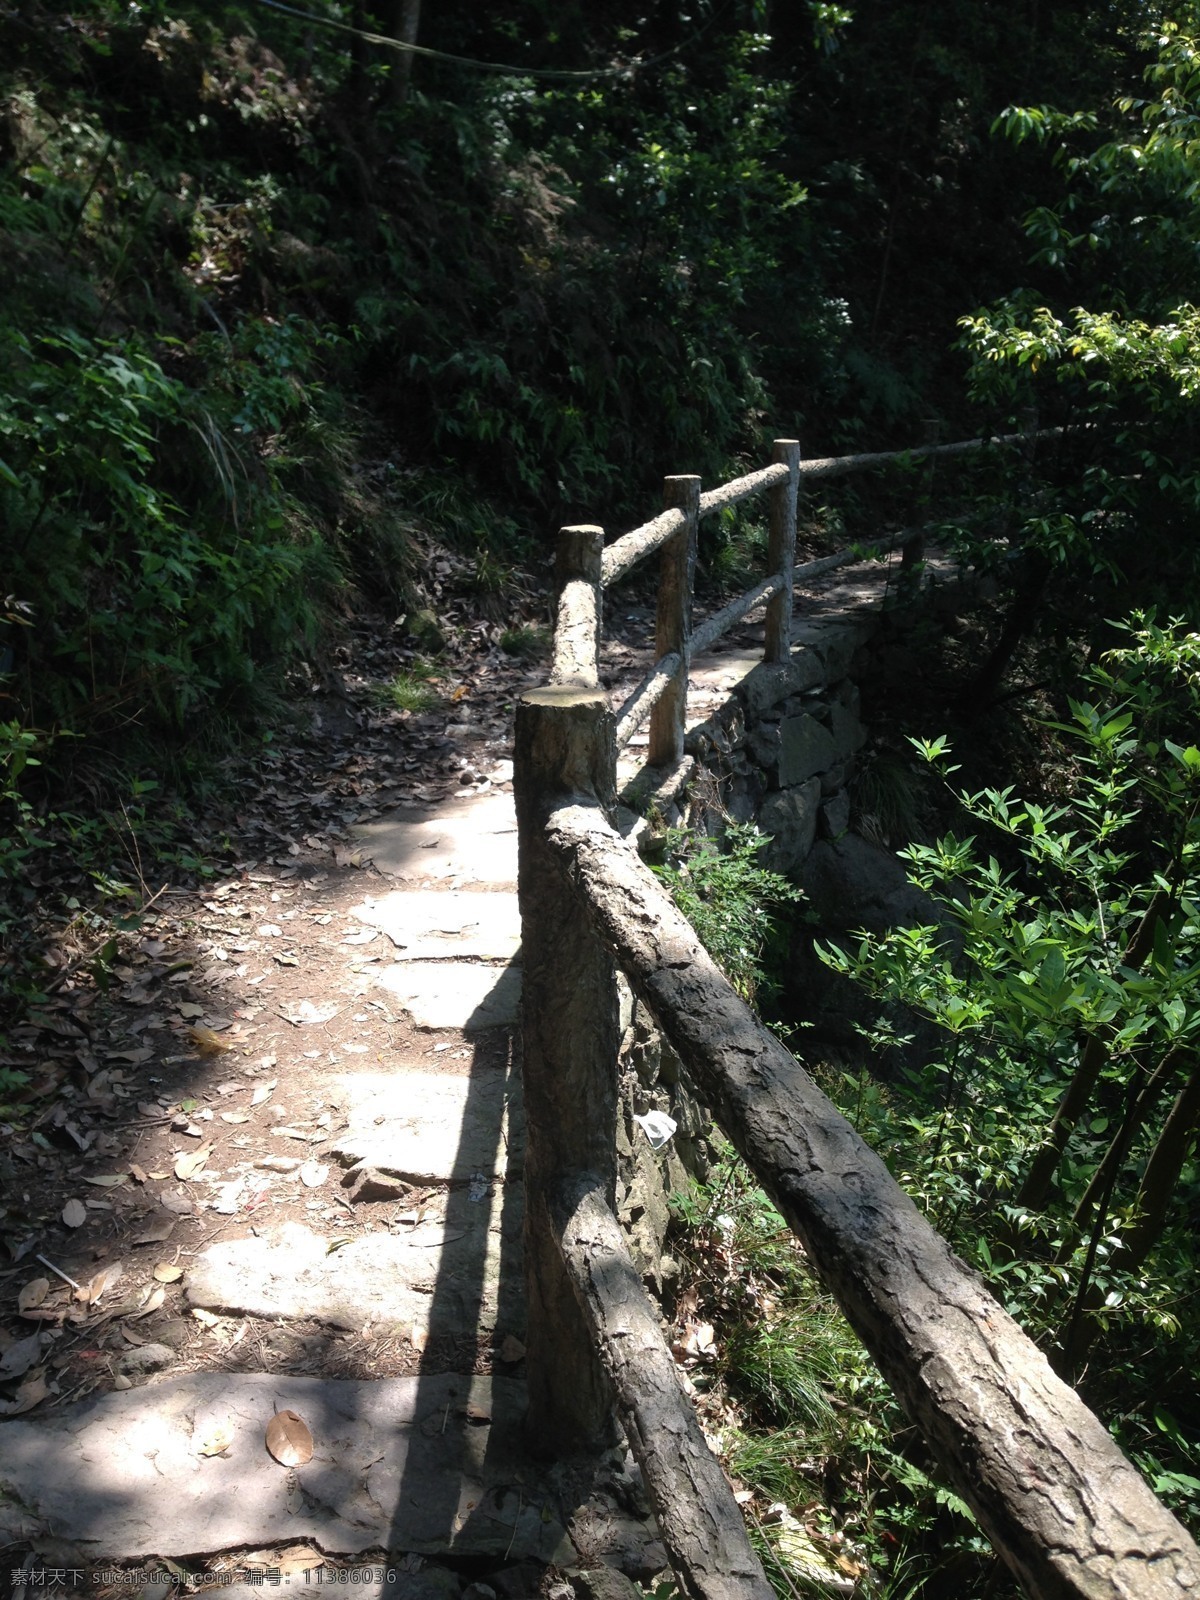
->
632, 1110, 678, 1149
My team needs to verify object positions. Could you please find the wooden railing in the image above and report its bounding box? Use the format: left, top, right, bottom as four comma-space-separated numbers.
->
513, 436, 1200, 1600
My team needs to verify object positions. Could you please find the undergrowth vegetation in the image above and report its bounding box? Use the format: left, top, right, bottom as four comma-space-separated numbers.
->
654, 618, 1200, 1592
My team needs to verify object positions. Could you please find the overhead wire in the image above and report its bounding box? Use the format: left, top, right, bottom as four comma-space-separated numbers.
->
251, 0, 734, 82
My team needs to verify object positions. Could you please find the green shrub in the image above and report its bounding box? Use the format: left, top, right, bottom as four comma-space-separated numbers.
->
652, 822, 801, 1001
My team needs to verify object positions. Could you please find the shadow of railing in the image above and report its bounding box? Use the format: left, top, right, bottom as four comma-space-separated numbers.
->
381, 961, 568, 1578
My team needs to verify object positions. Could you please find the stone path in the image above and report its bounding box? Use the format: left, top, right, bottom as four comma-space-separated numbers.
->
0, 543, 932, 1597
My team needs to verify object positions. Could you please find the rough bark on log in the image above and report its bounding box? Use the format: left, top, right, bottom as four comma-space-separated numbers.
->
649, 476, 700, 768
613, 649, 680, 752
764, 440, 800, 664
798, 427, 1064, 480
691, 574, 784, 659
602, 507, 687, 587
551, 525, 604, 689
551, 1175, 775, 1600
542, 797, 1200, 1600
697, 460, 790, 519
513, 691, 621, 1455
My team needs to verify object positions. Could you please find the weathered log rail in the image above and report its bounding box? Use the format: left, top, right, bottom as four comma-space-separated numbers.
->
514, 434, 1200, 1600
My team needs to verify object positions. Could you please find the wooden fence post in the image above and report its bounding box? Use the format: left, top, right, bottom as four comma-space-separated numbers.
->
513, 684, 621, 1456
649, 474, 700, 767
764, 438, 801, 664
551, 525, 604, 688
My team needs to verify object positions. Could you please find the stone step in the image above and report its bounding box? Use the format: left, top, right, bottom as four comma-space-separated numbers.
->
186, 1191, 524, 1337
0, 1374, 571, 1565
352, 890, 521, 961
354, 790, 518, 887
330, 1066, 523, 1182
373, 961, 522, 1031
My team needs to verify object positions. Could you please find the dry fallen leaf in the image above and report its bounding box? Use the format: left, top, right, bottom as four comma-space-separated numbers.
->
276, 1546, 326, 1576
134, 1213, 177, 1246
131, 1286, 166, 1319
192, 1307, 221, 1327
190, 1026, 233, 1056
17, 1278, 49, 1314
0, 1369, 50, 1416
220, 1111, 250, 1124
299, 1161, 329, 1188
410, 1325, 429, 1352
84, 1173, 129, 1188
265, 1409, 314, 1467
196, 1418, 236, 1457
153, 1262, 183, 1283
251, 1079, 277, 1107
0, 1331, 43, 1379
84, 1261, 125, 1306
174, 1145, 212, 1181
129, 1163, 148, 1184
211, 1179, 245, 1215
280, 1000, 338, 1026
62, 1198, 87, 1229
498, 1335, 526, 1364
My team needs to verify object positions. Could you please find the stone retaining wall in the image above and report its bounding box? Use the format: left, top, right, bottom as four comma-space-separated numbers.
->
683, 611, 878, 875
613, 572, 972, 1285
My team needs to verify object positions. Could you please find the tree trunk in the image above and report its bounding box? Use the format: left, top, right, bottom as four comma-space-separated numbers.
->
1123, 1053, 1200, 1271
1068, 1046, 1179, 1240
382, 0, 421, 104
542, 795, 1200, 1600
1019, 893, 1167, 1211
1017, 1032, 1108, 1211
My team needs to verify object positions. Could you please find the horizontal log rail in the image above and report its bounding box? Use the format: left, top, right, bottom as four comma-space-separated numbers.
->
536, 787, 1200, 1600
521, 421, 1199, 1600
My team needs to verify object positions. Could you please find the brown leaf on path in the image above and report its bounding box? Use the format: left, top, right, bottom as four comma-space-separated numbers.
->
190, 1026, 233, 1056
84, 1173, 128, 1188
410, 1325, 429, 1352
0, 1369, 50, 1416
61, 1199, 87, 1228
299, 1160, 328, 1188
265, 1408, 314, 1467
153, 1262, 183, 1283
84, 1260, 124, 1305
196, 1418, 236, 1457
17, 1278, 49, 1313
251, 1078, 277, 1107
129, 1163, 148, 1184
0, 1331, 43, 1379
280, 1000, 337, 1026
130, 1286, 166, 1319
174, 1145, 212, 1181
135, 1211, 180, 1242
498, 1334, 526, 1364
276, 1546, 326, 1576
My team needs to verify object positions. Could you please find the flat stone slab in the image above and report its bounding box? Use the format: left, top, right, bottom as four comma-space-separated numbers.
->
355, 791, 517, 887
186, 1209, 524, 1336
0, 1373, 571, 1563
375, 962, 522, 1031
353, 891, 521, 962
331, 1068, 524, 1182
